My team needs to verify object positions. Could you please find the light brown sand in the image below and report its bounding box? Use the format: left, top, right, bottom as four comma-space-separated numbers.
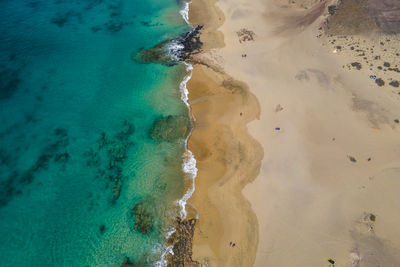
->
188, 0, 400, 266
187, 65, 263, 266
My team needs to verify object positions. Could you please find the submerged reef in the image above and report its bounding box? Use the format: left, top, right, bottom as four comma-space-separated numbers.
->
150, 115, 191, 142
133, 25, 203, 66
132, 201, 154, 235
0, 128, 70, 207
84, 120, 135, 203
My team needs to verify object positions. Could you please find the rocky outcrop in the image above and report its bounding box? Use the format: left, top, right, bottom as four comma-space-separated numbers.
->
367, 0, 400, 34
327, 0, 400, 35
133, 25, 203, 66
167, 218, 199, 267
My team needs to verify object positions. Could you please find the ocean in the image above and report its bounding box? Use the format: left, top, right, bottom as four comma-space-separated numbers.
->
0, 0, 193, 265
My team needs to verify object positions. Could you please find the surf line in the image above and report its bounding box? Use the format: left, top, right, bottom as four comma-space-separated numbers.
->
155, 1, 197, 266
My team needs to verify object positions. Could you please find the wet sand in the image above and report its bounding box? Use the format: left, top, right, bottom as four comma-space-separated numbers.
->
187, 0, 400, 266
187, 0, 263, 266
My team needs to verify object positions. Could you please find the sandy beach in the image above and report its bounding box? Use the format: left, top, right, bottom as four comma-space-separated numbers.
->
186, 0, 400, 266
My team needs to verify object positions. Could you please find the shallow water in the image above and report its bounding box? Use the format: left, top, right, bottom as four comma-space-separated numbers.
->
0, 0, 190, 265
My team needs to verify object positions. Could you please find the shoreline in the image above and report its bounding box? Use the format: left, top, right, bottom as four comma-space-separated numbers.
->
185, 0, 264, 265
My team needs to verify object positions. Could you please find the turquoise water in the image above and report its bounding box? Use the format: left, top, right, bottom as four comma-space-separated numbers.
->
0, 0, 191, 265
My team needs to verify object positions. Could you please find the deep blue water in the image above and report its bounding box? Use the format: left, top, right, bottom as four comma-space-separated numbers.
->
0, 0, 190, 265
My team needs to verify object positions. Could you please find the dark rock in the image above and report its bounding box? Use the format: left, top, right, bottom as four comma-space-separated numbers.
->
134, 40, 175, 66
134, 25, 203, 65
383, 62, 390, 67
167, 218, 199, 267
394, 119, 399, 123
351, 62, 362, 70
150, 115, 191, 142
389, 80, 399, 87
348, 155, 357, 162
328, 5, 337, 15
369, 213, 376, 222
375, 78, 385, 86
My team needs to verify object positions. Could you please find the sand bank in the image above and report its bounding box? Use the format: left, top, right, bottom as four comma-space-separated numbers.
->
211, 0, 400, 265
186, 0, 400, 266
186, 0, 264, 266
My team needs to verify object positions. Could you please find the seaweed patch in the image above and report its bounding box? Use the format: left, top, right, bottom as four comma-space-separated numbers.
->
0, 68, 21, 100
83, 120, 135, 202
0, 128, 70, 208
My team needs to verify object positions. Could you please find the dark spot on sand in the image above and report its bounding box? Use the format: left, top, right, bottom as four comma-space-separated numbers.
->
389, 80, 399, 87
369, 213, 376, 222
375, 78, 385, 86
351, 62, 362, 70
348, 155, 357, 162
383, 62, 391, 67
394, 119, 399, 123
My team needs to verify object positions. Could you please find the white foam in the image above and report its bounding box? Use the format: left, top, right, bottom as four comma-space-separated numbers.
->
166, 40, 184, 62
179, 62, 194, 107
179, 0, 192, 26
176, 60, 197, 220
178, 149, 198, 219
154, 244, 174, 267
156, 1, 198, 266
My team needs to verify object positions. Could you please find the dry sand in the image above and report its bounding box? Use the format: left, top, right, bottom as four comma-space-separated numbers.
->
187, 0, 400, 266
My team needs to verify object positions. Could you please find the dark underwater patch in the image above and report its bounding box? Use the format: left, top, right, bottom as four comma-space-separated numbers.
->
0, 69, 21, 100
26, 1, 40, 8
0, 128, 70, 208
132, 200, 154, 235
84, 120, 135, 203
51, 10, 82, 27
150, 115, 191, 142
